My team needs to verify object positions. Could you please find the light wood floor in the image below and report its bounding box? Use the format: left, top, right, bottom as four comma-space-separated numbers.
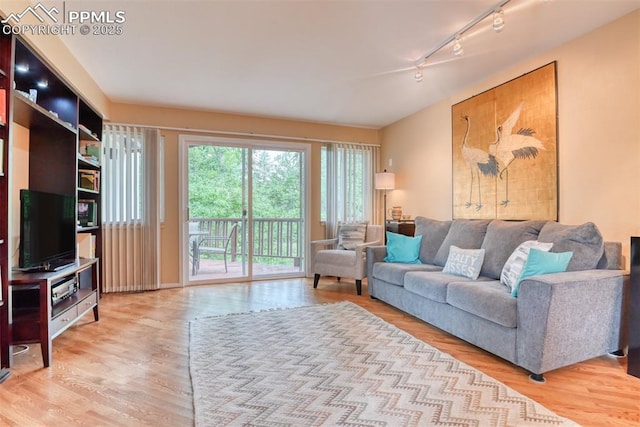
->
1, 278, 639, 426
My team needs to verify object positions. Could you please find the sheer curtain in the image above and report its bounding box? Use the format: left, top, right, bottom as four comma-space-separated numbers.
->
325, 143, 380, 238
102, 125, 161, 292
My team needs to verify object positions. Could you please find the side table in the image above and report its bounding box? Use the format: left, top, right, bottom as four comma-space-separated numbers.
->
385, 220, 416, 237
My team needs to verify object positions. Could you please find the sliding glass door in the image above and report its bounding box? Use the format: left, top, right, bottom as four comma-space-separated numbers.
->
180, 136, 308, 284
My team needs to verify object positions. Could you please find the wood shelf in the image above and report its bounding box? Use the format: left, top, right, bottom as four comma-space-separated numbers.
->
78, 154, 100, 169
79, 125, 100, 142
78, 187, 100, 195
12, 91, 77, 134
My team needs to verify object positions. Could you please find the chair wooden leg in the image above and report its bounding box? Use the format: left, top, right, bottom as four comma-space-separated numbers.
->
356, 280, 362, 296
313, 274, 320, 289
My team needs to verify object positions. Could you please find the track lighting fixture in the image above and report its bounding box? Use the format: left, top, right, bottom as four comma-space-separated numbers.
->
36, 80, 48, 88
15, 63, 29, 73
414, 67, 424, 83
493, 8, 505, 32
413, 0, 511, 76
452, 36, 464, 56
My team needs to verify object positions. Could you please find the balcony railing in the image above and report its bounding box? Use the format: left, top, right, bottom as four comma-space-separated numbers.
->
190, 217, 303, 265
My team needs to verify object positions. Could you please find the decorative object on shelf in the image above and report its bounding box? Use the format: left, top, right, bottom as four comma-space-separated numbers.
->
77, 233, 96, 258
78, 199, 98, 227
0, 88, 5, 124
79, 169, 100, 192
452, 62, 558, 221
79, 139, 101, 162
388, 206, 402, 220
375, 170, 395, 221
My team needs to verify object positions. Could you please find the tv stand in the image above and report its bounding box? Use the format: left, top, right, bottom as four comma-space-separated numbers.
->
14, 259, 77, 273
7, 258, 99, 367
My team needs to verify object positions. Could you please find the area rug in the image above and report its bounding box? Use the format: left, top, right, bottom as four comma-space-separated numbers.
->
189, 302, 578, 427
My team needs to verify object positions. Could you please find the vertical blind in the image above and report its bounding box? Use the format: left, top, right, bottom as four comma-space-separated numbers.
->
324, 143, 380, 238
102, 125, 161, 292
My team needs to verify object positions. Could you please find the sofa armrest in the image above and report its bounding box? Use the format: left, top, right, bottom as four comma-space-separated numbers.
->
516, 269, 628, 376
352, 240, 383, 278
366, 245, 387, 285
310, 238, 338, 252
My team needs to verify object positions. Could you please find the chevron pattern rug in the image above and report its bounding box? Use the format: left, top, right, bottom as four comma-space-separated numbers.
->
189, 302, 578, 427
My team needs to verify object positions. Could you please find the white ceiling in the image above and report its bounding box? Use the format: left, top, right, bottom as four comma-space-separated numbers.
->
59, 0, 640, 129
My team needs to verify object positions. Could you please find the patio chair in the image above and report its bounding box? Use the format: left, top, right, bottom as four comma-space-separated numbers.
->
310, 224, 383, 295
196, 223, 239, 274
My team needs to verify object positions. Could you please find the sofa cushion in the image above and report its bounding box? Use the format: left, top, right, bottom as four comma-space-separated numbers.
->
414, 217, 452, 265
404, 270, 493, 303
442, 246, 485, 280
447, 280, 517, 328
480, 220, 547, 279
538, 221, 604, 271
372, 262, 439, 287
512, 249, 573, 297
384, 232, 422, 264
500, 240, 554, 293
434, 219, 491, 267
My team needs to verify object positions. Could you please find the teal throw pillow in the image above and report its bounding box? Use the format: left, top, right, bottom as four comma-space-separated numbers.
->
384, 232, 422, 264
512, 248, 573, 297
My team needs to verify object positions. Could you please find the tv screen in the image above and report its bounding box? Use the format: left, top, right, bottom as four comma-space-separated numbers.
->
19, 189, 76, 271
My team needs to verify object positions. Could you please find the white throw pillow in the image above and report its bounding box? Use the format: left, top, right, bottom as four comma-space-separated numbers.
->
337, 223, 367, 250
442, 245, 485, 280
500, 240, 554, 292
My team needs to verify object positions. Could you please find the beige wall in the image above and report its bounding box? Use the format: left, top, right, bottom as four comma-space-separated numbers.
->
108, 103, 380, 285
381, 10, 640, 267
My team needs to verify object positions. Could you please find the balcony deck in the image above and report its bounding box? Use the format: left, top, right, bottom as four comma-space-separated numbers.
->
189, 258, 303, 281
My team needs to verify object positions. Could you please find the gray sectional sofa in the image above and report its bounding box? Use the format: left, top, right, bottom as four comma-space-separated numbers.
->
366, 217, 628, 382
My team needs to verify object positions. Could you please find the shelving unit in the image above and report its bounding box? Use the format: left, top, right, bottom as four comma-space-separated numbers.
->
0, 24, 12, 375
0, 33, 104, 369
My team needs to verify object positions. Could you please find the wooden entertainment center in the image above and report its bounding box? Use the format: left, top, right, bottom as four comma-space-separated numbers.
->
0, 26, 104, 369
10, 259, 99, 368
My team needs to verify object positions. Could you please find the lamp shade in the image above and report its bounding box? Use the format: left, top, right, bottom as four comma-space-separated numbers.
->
375, 172, 395, 190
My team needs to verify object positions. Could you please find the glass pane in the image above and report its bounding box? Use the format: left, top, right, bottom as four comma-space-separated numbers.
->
187, 144, 248, 281
252, 149, 304, 277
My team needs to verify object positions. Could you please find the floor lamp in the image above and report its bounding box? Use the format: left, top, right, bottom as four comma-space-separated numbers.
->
375, 170, 395, 224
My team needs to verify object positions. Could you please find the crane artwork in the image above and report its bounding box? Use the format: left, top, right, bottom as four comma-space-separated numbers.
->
459, 104, 545, 212
461, 115, 498, 211
489, 102, 545, 206
452, 62, 557, 221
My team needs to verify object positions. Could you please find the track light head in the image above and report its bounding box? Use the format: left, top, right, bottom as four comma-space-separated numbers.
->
452, 36, 464, 56
493, 8, 505, 32
414, 68, 424, 83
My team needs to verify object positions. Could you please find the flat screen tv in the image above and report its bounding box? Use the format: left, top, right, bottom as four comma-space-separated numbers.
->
19, 189, 77, 272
